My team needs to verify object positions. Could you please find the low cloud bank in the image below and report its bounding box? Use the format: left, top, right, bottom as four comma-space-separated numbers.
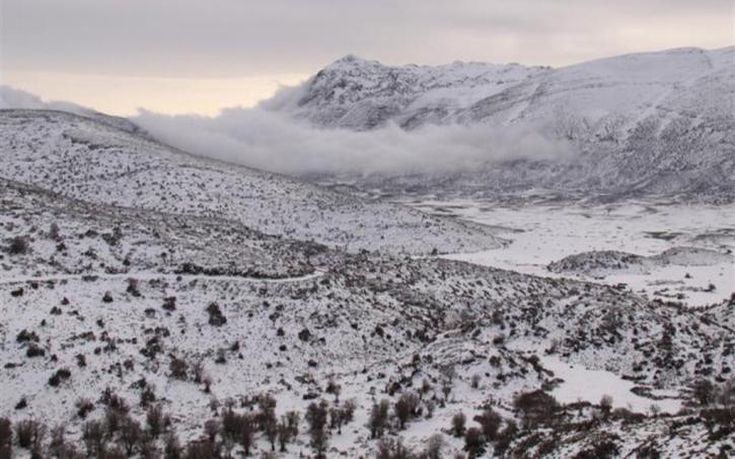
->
0, 85, 91, 115
134, 107, 576, 176
2, 85, 576, 176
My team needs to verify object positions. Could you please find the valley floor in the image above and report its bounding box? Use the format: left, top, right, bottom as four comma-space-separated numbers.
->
407, 199, 734, 307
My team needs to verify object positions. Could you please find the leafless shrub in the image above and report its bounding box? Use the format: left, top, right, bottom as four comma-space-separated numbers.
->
6, 236, 30, 255
451, 412, 466, 437
15, 419, 44, 450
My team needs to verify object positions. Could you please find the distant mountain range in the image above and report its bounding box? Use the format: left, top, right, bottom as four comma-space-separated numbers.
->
266, 47, 735, 202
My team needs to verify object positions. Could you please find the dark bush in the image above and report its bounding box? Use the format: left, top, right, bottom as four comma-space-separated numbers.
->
474, 407, 502, 441
237, 413, 256, 456
169, 357, 188, 380
100, 388, 129, 413
691, 379, 715, 406
25, 343, 45, 358
206, 303, 226, 326
573, 440, 620, 459
701, 407, 734, 440
298, 328, 311, 342
141, 384, 156, 407
105, 407, 127, 437
7, 236, 30, 255
126, 278, 141, 297
76, 398, 94, 419
164, 433, 182, 459
119, 416, 143, 456
277, 412, 299, 453
203, 419, 220, 443
494, 420, 518, 456
464, 426, 486, 458
611, 407, 646, 424
48, 368, 72, 387
162, 297, 176, 311
368, 400, 390, 439
16, 330, 39, 343
0, 418, 12, 449
306, 400, 329, 458
394, 392, 421, 430
451, 412, 466, 437
14, 398, 27, 410
424, 434, 444, 459
636, 444, 662, 459
15, 419, 42, 449
513, 390, 559, 428
184, 439, 216, 459
146, 405, 166, 438
375, 437, 416, 459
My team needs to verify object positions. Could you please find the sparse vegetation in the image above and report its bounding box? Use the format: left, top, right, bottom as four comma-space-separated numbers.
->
6, 236, 30, 255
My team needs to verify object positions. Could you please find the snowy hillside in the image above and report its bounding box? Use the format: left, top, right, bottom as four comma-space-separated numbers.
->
548, 247, 733, 277
0, 109, 500, 255
1, 106, 733, 457
270, 47, 735, 202
2, 184, 733, 455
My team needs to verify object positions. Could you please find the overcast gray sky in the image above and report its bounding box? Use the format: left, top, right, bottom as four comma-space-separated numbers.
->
1, 0, 732, 115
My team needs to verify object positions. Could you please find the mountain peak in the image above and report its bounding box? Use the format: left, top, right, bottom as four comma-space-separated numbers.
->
336, 54, 361, 63
330, 54, 374, 66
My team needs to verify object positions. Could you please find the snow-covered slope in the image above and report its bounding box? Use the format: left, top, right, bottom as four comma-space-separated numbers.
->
549, 247, 733, 277
1, 107, 733, 457
0, 109, 500, 255
270, 47, 735, 202
0, 178, 318, 280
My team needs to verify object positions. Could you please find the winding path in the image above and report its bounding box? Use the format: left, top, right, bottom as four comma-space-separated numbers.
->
0, 270, 325, 286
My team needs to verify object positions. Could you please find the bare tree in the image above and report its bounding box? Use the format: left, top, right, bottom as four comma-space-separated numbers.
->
306, 400, 330, 459
394, 392, 420, 430
451, 412, 466, 437
368, 399, 390, 439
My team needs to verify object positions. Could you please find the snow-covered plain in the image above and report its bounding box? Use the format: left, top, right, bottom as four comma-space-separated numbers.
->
539, 355, 682, 414
408, 200, 734, 307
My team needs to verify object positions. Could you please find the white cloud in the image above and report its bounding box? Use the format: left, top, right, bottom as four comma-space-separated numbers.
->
133, 105, 575, 176
0, 85, 91, 115
1, 84, 576, 176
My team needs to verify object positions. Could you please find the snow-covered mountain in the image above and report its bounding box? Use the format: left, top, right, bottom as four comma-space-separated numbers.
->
268, 47, 735, 202
274, 47, 732, 133
264, 55, 549, 130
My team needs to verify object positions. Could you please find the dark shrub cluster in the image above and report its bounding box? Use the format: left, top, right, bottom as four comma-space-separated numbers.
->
0, 418, 11, 459
514, 390, 559, 428
6, 236, 30, 255
48, 368, 72, 387
206, 303, 226, 326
